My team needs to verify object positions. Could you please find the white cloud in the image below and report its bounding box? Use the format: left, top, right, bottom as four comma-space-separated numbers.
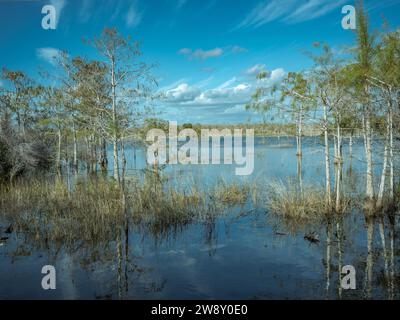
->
190, 82, 252, 106
36, 47, 62, 66
164, 80, 251, 107
165, 83, 201, 103
237, 0, 347, 29
218, 77, 237, 89
179, 47, 223, 60
270, 68, 286, 82
285, 0, 347, 24
50, 0, 66, 28
163, 67, 286, 110
256, 67, 286, 86
246, 64, 267, 76
125, 2, 142, 28
159, 78, 188, 92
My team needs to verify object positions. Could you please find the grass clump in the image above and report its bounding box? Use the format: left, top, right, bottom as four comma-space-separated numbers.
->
213, 180, 250, 205
266, 180, 327, 224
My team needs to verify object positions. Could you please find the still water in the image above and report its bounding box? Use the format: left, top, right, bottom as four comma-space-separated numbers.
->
0, 137, 398, 299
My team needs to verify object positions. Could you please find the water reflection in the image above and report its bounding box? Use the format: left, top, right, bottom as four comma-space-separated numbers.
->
0, 137, 398, 299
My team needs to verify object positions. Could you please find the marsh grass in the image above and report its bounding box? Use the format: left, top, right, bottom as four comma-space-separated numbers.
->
266, 180, 328, 223
0, 177, 125, 244
0, 171, 364, 247
213, 180, 250, 205
130, 178, 208, 239
0, 173, 250, 245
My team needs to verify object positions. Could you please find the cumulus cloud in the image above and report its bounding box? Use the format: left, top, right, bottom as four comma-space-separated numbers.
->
178, 48, 223, 60
163, 67, 286, 110
269, 68, 286, 82
36, 47, 62, 66
165, 83, 201, 103
184, 80, 252, 107
164, 80, 251, 107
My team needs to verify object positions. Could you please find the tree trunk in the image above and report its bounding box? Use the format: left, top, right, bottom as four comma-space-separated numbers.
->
364, 112, 375, 201
100, 137, 108, 172
389, 106, 394, 201
120, 136, 127, 180
296, 110, 302, 157
377, 144, 388, 209
334, 135, 338, 161
323, 105, 332, 208
85, 137, 90, 175
377, 112, 390, 208
297, 156, 303, 194
56, 127, 62, 175
92, 137, 97, 173
72, 122, 78, 170
113, 136, 119, 182
335, 162, 342, 212
337, 121, 342, 162
111, 57, 120, 183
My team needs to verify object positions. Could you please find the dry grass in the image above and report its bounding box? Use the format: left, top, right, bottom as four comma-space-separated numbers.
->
0, 173, 237, 244
213, 180, 250, 205
266, 180, 328, 224
0, 177, 125, 244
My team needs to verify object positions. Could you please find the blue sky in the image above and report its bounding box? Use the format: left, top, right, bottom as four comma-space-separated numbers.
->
1, 0, 400, 124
